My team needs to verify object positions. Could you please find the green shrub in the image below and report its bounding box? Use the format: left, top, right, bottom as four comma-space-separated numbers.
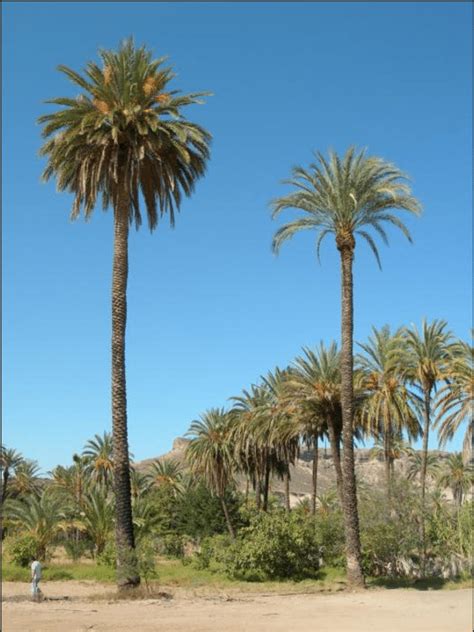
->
225, 511, 321, 581
7, 534, 39, 567
193, 534, 233, 572
157, 533, 186, 559
97, 540, 116, 568
63, 538, 93, 562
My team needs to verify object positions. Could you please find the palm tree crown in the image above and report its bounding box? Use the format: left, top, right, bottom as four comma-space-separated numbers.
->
271, 146, 421, 263
38, 38, 211, 228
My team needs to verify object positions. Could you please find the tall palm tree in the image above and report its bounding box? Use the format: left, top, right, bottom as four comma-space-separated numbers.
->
1, 446, 24, 504
271, 147, 421, 587
435, 339, 473, 461
357, 325, 421, 497
83, 432, 114, 488
38, 39, 211, 587
186, 409, 237, 538
403, 321, 453, 506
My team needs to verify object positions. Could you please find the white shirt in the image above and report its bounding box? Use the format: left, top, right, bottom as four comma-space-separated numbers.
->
31, 560, 42, 579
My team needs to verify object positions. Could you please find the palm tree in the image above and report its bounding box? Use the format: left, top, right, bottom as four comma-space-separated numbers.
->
129, 467, 152, 501
50, 454, 90, 508
83, 432, 114, 488
1, 446, 24, 504
4, 490, 65, 560
288, 343, 344, 502
231, 385, 273, 511
435, 339, 473, 461
186, 409, 236, 538
403, 320, 453, 517
79, 490, 115, 557
147, 459, 184, 496
11, 460, 41, 497
437, 453, 473, 508
38, 39, 211, 588
405, 450, 440, 484
357, 325, 421, 497
271, 146, 421, 587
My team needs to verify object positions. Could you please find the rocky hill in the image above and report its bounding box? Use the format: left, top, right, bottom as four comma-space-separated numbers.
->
137, 438, 453, 506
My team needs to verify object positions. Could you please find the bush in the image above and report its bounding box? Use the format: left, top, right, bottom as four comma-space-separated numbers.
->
193, 534, 233, 572
97, 540, 116, 568
157, 533, 186, 559
225, 511, 321, 581
7, 534, 39, 567
63, 538, 93, 562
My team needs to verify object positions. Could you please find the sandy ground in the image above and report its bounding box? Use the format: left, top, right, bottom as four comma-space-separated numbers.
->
2, 581, 472, 632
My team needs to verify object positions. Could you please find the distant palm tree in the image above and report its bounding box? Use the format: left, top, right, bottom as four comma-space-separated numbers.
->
83, 433, 114, 488
357, 325, 421, 497
11, 460, 41, 497
186, 409, 236, 538
129, 467, 152, 501
405, 450, 440, 484
288, 343, 344, 502
271, 147, 421, 587
38, 39, 211, 588
147, 459, 184, 496
1, 446, 24, 504
50, 453, 90, 508
403, 321, 453, 504
437, 453, 473, 508
435, 339, 473, 460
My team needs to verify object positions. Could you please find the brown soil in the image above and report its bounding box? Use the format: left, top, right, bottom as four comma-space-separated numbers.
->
2, 581, 471, 632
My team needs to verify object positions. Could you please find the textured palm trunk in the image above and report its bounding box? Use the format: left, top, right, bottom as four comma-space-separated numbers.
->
284, 466, 291, 513
220, 496, 235, 539
327, 419, 344, 504
384, 425, 392, 502
1, 470, 9, 505
263, 457, 271, 512
255, 468, 262, 511
311, 436, 319, 515
420, 387, 431, 574
111, 210, 139, 589
338, 244, 365, 588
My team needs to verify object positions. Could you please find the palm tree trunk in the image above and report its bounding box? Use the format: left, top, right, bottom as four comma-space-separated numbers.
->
220, 496, 235, 539
1, 470, 9, 505
420, 387, 431, 575
255, 471, 262, 511
263, 458, 270, 512
284, 466, 291, 513
327, 419, 344, 504
311, 436, 319, 515
338, 244, 365, 588
384, 429, 392, 501
111, 209, 139, 589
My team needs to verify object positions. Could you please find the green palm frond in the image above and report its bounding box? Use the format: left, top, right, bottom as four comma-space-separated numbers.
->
271, 146, 421, 262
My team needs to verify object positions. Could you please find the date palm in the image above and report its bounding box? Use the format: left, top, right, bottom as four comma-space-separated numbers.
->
435, 339, 473, 460
357, 325, 421, 497
271, 146, 421, 587
436, 453, 473, 508
288, 343, 344, 502
11, 460, 41, 497
186, 409, 237, 538
38, 39, 211, 587
83, 432, 114, 488
403, 321, 453, 505
147, 459, 184, 496
1, 446, 24, 504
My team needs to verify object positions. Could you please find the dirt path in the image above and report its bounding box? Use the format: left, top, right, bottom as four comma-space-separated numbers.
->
2, 581, 471, 632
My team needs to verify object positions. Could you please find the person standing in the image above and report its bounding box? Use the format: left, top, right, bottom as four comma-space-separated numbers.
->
30, 558, 42, 601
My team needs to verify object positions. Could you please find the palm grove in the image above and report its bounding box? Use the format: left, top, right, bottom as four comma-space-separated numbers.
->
3, 40, 471, 590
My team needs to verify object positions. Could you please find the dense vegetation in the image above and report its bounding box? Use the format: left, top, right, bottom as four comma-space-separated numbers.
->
2, 324, 472, 586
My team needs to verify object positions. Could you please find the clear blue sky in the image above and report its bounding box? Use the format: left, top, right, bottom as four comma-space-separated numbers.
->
2, 2, 472, 473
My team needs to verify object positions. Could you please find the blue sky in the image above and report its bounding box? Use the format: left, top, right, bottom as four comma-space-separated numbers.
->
2, 2, 472, 473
